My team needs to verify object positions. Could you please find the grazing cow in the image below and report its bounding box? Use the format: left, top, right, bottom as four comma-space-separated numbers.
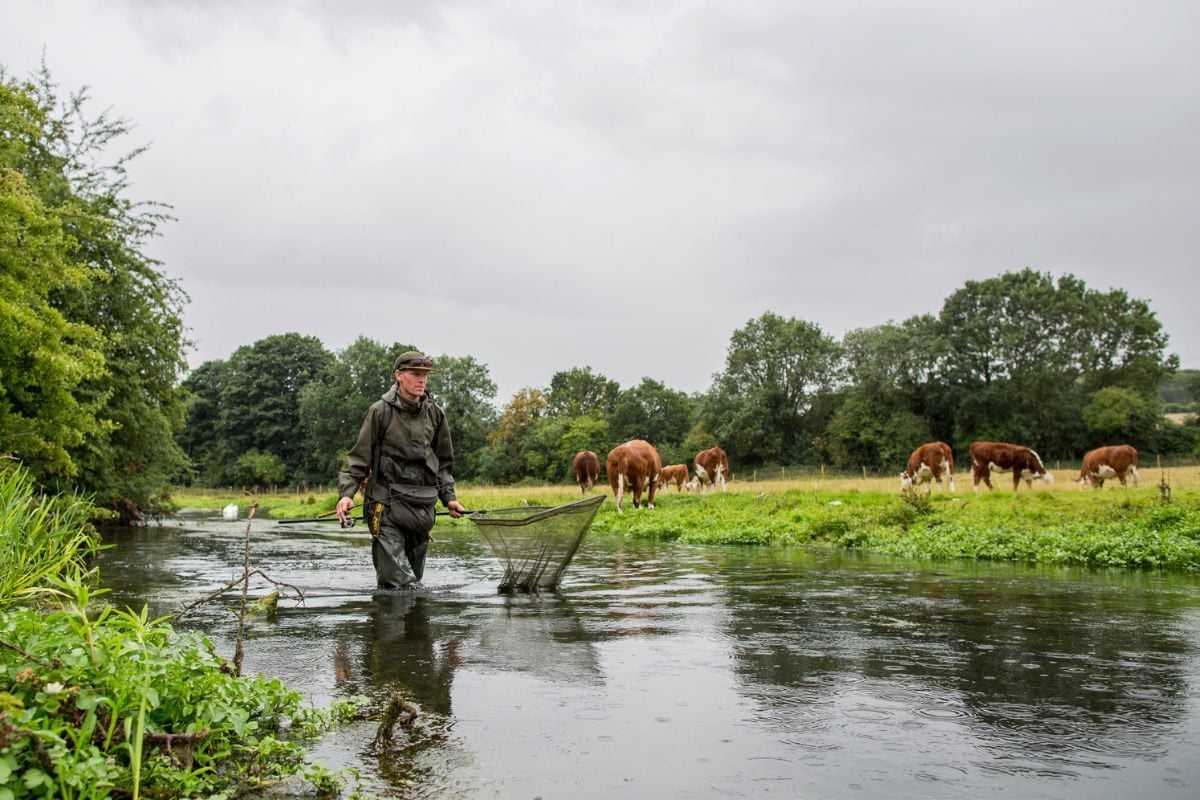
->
606, 439, 662, 514
658, 464, 691, 492
1078, 444, 1139, 489
572, 450, 600, 494
969, 441, 1054, 491
900, 441, 956, 494
690, 446, 731, 493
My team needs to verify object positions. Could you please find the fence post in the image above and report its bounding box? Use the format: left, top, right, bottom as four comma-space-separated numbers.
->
863, 466, 867, 480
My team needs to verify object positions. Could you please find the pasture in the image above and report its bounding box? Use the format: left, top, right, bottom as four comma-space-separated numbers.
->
172, 464, 1200, 572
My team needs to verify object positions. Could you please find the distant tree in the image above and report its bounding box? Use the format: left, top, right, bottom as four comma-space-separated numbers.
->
226, 449, 287, 490
546, 367, 620, 418
607, 378, 695, 463
841, 316, 953, 441
178, 360, 230, 484
702, 312, 842, 465
1081, 386, 1161, 449
558, 415, 612, 471
479, 388, 548, 484
220, 334, 333, 482
937, 269, 1176, 457
429, 353, 497, 481
297, 337, 405, 484
825, 394, 931, 470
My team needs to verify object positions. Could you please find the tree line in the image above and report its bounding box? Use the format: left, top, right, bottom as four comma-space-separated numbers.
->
175, 268, 1196, 492
3, 69, 1197, 521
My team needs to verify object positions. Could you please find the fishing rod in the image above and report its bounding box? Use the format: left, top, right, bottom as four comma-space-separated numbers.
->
275, 507, 483, 526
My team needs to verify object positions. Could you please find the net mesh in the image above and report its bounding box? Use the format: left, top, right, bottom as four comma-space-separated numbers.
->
468, 494, 605, 592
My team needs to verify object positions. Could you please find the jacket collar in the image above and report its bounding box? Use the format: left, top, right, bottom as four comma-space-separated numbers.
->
382, 383, 425, 412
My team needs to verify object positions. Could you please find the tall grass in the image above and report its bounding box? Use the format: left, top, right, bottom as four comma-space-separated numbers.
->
0, 465, 100, 605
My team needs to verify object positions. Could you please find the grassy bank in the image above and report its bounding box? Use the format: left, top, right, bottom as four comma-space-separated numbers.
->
0, 467, 358, 798
172, 465, 1200, 572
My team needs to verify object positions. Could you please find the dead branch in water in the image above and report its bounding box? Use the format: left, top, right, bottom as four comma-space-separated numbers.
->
373, 691, 421, 750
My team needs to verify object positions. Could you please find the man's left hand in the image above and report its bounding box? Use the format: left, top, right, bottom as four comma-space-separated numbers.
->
446, 500, 467, 519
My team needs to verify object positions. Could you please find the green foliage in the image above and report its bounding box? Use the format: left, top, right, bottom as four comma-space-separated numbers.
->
428, 353, 498, 481
1082, 386, 1161, 448
1, 67, 190, 522
825, 393, 931, 469
938, 269, 1176, 457
295, 336, 406, 483
0, 465, 99, 606
0, 591, 348, 798
702, 312, 842, 465
592, 487, 1200, 571
0, 82, 108, 479
227, 449, 287, 489
176, 359, 230, 485
546, 367, 619, 418
480, 388, 548, 484
608, 378, 696, 463
1159, 369, 1200, 404
218, 333, 334, 484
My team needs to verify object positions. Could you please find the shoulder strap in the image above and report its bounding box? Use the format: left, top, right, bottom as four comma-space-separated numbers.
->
369, 403, 394, 493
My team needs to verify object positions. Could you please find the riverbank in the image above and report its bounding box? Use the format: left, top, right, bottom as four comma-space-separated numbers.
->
0, 466, 359, 798
172, 466, 1200, 572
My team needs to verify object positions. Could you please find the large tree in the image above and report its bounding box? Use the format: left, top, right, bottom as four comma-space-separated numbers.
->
2, 67, 189, 519
703, 312, 843, 465
545, 367, 620, 418
219, 334, 333, 483
937, 269, 1177, 456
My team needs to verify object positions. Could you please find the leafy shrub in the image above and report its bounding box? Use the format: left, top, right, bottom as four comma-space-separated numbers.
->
0, 584, 346, 798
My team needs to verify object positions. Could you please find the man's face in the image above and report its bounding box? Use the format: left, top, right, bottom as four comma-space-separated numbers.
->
395, 369, 430, 402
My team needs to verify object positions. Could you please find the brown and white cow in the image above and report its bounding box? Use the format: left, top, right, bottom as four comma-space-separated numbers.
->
606, 439, 662, 514
658, 464, 691, 492
900, 441, 955, 494
572, 450, 600, 493
969, 441, 1054, 491
690, 446, 731, 493
1078, 444, 1139, 489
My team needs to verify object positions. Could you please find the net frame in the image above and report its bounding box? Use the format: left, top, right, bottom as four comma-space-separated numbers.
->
469, 494, 605, 592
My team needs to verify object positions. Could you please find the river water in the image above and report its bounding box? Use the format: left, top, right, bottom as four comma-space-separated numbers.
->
97, 511, 1200, 799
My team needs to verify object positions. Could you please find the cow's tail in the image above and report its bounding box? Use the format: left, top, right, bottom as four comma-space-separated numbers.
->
615, 472, 627, 514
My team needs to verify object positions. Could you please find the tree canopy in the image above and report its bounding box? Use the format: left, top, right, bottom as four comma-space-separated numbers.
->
1, 66, 189, 519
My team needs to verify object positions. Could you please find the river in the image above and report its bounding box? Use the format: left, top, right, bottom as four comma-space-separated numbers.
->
97, 511, 1200, 799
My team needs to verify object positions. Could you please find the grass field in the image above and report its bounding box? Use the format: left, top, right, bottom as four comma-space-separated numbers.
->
168, 465, 1200, 572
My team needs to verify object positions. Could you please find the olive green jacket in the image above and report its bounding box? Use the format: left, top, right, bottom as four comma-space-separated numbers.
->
337, 384, 458, 507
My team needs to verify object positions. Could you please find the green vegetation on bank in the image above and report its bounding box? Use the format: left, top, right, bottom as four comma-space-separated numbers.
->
0, 467, 359, 797
172, 475, 1200, 572
587, 487, 1200, 571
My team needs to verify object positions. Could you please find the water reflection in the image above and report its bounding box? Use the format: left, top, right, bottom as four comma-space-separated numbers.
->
97, 517, 1200, 799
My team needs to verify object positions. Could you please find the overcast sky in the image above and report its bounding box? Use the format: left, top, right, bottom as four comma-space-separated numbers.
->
4, 0, 1198, 404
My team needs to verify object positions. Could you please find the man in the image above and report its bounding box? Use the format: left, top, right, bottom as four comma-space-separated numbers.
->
336, 351, 467, 588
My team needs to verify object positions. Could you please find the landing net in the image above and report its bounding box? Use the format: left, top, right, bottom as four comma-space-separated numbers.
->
469, 494, 605, 592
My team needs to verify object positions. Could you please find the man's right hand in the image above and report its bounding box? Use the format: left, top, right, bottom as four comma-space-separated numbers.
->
335, 496, 354, 526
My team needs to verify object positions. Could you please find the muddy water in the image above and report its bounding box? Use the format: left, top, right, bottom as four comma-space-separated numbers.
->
98, 512, 1200, 799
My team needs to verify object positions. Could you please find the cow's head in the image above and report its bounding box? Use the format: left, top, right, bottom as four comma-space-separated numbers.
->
899, 473, 913, 492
